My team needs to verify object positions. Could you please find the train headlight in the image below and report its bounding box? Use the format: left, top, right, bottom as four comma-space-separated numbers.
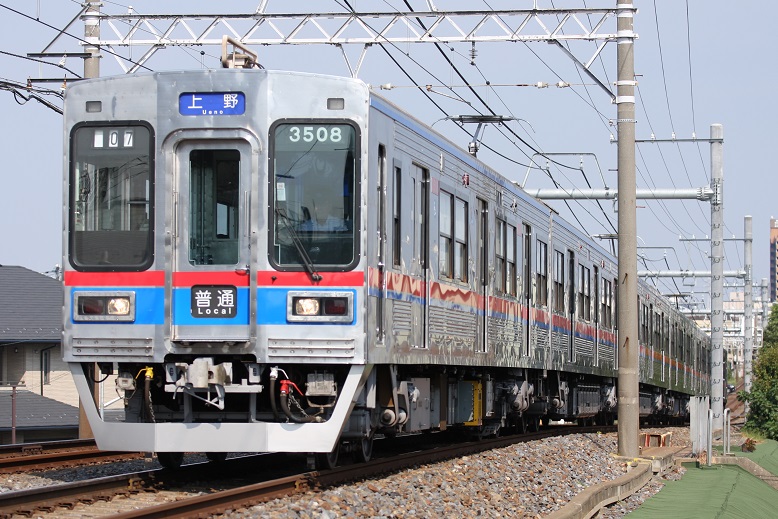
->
73, 291, 135, 322
294, 298, 320, 316
287, 291, 353, 323
107, 297, 131, 316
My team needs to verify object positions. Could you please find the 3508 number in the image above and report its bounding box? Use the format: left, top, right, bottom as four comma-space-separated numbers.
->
288, 126, 342, 143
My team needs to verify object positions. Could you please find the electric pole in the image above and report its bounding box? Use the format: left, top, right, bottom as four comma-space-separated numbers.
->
84, 1, 100, 79
78, 0, 101, 440
744, 215, 753, 414
710, 124, 724, 435
616, 0, 639, 458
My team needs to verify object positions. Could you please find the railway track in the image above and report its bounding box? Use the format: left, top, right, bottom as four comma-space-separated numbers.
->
0, 425, 616, 519
0, 439, 96, 459
0, 439, 143, 474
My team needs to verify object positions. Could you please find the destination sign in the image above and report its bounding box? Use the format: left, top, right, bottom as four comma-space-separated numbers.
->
190, 285, 237, 318
179, 92, 245, 116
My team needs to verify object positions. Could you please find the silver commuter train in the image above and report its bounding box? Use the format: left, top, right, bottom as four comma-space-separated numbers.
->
62, 67, 711, 468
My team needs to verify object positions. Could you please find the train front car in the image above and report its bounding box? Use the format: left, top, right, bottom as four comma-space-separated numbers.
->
63, 70, 372, 468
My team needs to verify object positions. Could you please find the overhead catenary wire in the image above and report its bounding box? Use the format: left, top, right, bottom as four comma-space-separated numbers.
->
394, 0, 610, 237
7, 1, 736, 294
0, 2, 153, 73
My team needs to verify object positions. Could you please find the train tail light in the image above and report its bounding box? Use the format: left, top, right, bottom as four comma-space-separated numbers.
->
323, 297, 347, 315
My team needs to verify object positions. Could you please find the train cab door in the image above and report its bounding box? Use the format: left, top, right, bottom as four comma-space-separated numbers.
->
171, 140, 253, 343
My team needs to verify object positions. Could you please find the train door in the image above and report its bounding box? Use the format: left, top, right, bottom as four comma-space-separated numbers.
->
172, 140, 252, 342
522, 224, 532, 356
476, 198, 488, 353
376, 145, 387, 344
568, 249, 576, 362
410, 165, 429, 348
593, 265, 600, 366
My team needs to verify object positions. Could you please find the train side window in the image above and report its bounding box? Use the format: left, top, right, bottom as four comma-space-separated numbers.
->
69, 123, 153, 270
495, 219, 517, 296
553, 250, 565, 313
602, 277, 613, 328
536, 239, 548, 306
439, 190, 453, 277
454, 197, 468, 281
523, 224, 532, 301
393, 163, 402, 268
189, 149, 240, 265
439, 190, 468, 282
506, 223, 516, 296
495, 218, 506, 293
578, 263, 591, 321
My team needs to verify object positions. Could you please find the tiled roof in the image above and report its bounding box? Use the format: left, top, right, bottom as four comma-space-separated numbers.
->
0, 389, 79, 430
0, 266, 62, 344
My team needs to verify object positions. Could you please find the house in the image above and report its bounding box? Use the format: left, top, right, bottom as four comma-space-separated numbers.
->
0, 388, 78, 444
0, 265, 79, 443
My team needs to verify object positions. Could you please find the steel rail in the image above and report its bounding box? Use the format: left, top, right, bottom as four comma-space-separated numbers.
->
0, 439, 96, 459
0, 448, 143, 474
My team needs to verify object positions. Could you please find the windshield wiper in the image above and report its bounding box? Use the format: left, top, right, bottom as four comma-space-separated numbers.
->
275, 208, 322, 282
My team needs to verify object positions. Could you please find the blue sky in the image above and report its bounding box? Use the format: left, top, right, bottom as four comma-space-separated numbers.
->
1, 1, 774, 307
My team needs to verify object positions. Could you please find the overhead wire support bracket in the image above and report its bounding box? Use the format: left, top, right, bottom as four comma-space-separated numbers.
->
551, 40, 615, 102
39, 6, 621, 73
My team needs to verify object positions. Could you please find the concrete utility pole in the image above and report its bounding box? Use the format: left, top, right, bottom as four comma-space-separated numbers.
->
744, 216, 753, 411
616, 0, 639, 459
83, 1, 101, 79
78, 0, 101, 441
710, 124, 724, 435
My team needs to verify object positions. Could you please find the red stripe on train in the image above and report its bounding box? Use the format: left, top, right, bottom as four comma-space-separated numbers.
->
65, 270, 365, 288
173, 272, 250, 287
256, 271, 364, 287
64, 271, 165, 287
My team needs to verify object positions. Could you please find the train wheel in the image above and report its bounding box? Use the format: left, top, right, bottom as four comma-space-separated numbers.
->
352, 435, 374, 464
206, 452, 228, 463
157, 452, 184, 469
315, 442, 340, 470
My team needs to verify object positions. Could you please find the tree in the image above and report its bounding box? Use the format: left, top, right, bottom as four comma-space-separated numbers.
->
760, 304, 778, 348
740, 304, 778, 439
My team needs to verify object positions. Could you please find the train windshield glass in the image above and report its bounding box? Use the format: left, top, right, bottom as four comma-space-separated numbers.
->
69, 124, 153, 270
271, 123, 358, 269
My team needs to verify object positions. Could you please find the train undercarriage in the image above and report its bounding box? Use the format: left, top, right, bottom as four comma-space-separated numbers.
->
82, 359, 690, 469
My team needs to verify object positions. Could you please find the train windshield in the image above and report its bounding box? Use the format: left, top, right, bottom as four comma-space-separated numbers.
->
270, 122, 358, 269
69, 124, 153, 270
